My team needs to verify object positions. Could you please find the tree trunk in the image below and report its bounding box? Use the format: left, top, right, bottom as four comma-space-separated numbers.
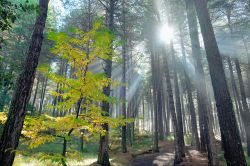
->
227, 57, 245, 140
226, 11, 249, 145
241, 38, 250, 104
38, 77, 48, 115
52, 83, 59, 117
185, 0, 207, 152
182, 61, 200, 149
150, 46, 159, 152
161, 84, 168, 137
193, 0, 247, 165
0, 86, 9, 112
245, 120, 250, 156
165, 93, 171, 136
172, 44, 185, 157
142, 98, 145, 131
163, 47, 182, 164
0, 1, 49, 165
156, 51, 164, 141
234, 59, 249, 112
62, 137, 67, 166
31, 75, 40, 113
185, 1, 217, 165
98, 1, 115, 165
234, 59, 250, 156
127, 101, 133, 147
121, 0, 127, 153
0, 70, 13, 112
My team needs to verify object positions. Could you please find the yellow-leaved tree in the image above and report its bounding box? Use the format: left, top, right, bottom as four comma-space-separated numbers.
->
38, 19, 125, 165
0, 20, 127, 166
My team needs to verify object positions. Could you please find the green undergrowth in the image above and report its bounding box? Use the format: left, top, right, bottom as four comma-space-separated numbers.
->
13, 130, 155, 165
12, 130, 174, 165
166, 134, 174, 141
131, 134, 153, 152
184, 134, 192, 145
14, 136, 99, 166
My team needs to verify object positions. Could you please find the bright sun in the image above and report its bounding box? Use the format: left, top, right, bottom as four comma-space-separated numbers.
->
158, 23, 174, 43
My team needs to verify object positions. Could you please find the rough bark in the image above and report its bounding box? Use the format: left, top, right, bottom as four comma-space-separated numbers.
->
172, 45, 185, 157
121, 0, 127, 153
193, 0, 247, 165
0, 1, 49, 165
227, 57, 245, 139
185, 1, 217, 165
185, 0, 207, 152
163, 47, 182, 164
234, 59, 248, 112
98, 1, 115, 165
234, 59, 250, 156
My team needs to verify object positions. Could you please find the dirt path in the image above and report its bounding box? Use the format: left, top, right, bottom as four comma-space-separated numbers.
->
131, 142, 209, 166
180, 148, 208, 166
132, 141, 175, 166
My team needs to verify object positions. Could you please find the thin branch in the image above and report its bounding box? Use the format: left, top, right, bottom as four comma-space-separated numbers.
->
97, 0, 109, 11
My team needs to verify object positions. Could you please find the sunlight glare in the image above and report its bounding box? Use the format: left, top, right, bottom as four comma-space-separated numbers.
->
158, 24, 174, 44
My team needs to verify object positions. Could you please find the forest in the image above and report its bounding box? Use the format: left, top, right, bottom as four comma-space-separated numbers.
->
0, 0, 250, 165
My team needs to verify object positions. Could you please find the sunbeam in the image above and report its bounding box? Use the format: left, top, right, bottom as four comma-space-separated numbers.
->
158, 23, 174, 44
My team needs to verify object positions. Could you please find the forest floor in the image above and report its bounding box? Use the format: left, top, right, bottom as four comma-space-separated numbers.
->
11, 133, 249, 166
111, 140, 209, 166
131, 141, 175, 166
131, 141, 209, 166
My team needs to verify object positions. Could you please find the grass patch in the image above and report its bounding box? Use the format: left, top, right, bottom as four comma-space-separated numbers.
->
14, 136, 99, 166
184, 134, 192, 145
132, 135, 153, 152
166, 135, 174, 141
13, 132, 160, 165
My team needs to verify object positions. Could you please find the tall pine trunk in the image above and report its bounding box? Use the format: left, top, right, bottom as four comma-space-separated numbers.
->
150, 45, 159, 152
121, 0, 127, 153
185, 0, 207, 152
226, 11, 249, 146
179, 30, 200, 149
185, 1, 217, 165
234, 59, 250, 156
0, 1, 49, 165
156, 51, 164, 141
172, 44, 185, 157
227, 57, 245, 140
98, 0, 115, 165
193, 0, 247, 165
163, 47, 182, 164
